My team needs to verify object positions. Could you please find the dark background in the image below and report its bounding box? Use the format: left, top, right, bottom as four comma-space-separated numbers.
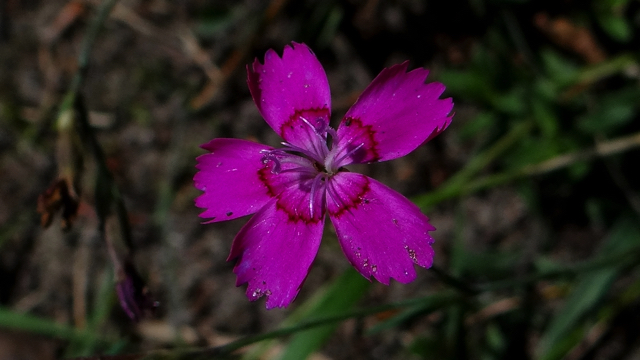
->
1, 0, 640, 359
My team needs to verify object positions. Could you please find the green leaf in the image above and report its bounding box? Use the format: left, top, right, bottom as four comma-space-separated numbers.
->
458, 111, 498, 141
439, 69, 493, 103
277, 268, 370, 360
490, 87, 526, 116
531, 97, 559, 139
594, 0, 632, 42
540, 49, 579, 87
597, 13, 632, 42
578, 86, 640, 134
501, 136, 562, 170
485, 322, 507, 354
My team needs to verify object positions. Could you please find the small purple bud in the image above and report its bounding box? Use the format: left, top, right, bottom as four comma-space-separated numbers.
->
116, 261, 158, 322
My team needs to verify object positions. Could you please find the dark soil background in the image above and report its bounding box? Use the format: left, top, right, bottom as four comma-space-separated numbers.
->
1, 0, 640, 359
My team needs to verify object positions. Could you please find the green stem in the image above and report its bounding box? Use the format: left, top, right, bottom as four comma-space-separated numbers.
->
430, 265, 477, 295
478, 245, 640, 292
414, 120, 532, 210
69, 0, 119, 97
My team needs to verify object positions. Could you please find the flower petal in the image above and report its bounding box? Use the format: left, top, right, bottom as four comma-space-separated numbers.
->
247, 42, 331, 154
332, 62, 453, 166
327, 172, 435, 284
229, 191, 326, 308
194, 138, 273, 222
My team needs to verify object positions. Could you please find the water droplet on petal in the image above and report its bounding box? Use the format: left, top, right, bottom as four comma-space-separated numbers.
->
287, 72, 293, 78
406, 247, 417, 263
371, 265, 378, 273
417, 95, 421, 98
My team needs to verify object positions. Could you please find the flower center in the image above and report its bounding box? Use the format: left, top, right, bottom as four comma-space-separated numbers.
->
259, 114, 368, 219
257, 115, 351, 218
260, 147, 327, 220
262, 114, 332, 172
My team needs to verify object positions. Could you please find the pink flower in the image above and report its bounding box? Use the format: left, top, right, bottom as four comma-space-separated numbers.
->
194, 42, 454, 308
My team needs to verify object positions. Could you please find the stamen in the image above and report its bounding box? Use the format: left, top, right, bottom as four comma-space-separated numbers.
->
281, 141, 323, 163
299, 116, 321, 135
326, 142, 365, 173
261, 149, 316, 174
335, 143, 365, 165
299, 116, 331, 159
309, 173, 325, 218
326, 180, 348, 212
279, 166, 317, 176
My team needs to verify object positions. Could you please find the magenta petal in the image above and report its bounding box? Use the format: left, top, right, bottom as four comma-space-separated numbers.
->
333, 62, 453, 165
228, 196, 325, 309
327, 172, 435, 284
194, 138, 273, 222
247, 42, 331, 152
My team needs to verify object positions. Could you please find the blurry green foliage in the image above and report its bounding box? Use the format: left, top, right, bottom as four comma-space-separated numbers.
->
594, 0, 633, 42
537, 217, 640, 359
578, 86, 640, 134
277, 269, 370, 360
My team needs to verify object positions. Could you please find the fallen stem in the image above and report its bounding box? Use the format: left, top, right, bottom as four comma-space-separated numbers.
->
415, 130, 640, 209
61, 238, 640, 359
478, 245, 640, 292
67, 291, 464, 360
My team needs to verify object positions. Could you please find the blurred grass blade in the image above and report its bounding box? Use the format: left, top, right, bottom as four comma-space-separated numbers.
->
572, 54, 636, 89
537, 216, 640, 359
277, 268, 370, 360
577, 85, 640, 134
366, 290, 462, 335
0, 306, 112, 343
241, 279, 344, 360
413, 120, 532, 210
65, 270, 120, 357
539, 269, 616, 360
